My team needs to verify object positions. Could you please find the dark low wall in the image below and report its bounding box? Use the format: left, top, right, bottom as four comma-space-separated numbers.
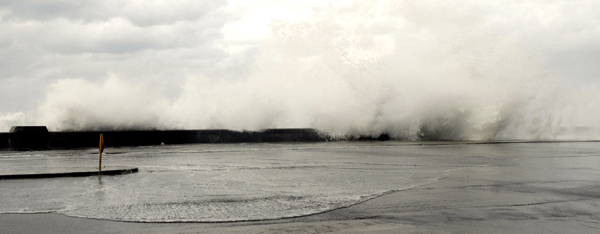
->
7, 126, 50, 150
2, 127, 326, 150
0, 133, 10, 148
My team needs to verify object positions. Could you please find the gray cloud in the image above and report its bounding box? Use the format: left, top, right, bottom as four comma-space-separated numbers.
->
0, 0, 229, 26
0, 0, 237, 113
0, 1, 230, 54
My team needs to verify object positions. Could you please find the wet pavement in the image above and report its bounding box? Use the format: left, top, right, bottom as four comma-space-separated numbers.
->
1, 141, 600, 233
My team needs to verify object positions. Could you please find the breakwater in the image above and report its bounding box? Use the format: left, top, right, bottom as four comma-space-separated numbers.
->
1, 126, 327, 150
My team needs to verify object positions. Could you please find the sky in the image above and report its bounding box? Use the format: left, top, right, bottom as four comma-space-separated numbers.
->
0, 0, 599, 140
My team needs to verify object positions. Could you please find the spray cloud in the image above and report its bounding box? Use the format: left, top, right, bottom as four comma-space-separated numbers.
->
1, 0, 598, 140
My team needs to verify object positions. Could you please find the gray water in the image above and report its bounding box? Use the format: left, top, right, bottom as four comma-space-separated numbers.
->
1, 141, 598, 222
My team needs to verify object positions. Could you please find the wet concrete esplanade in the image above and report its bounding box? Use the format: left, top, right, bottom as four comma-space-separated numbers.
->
0, 126, 327, 150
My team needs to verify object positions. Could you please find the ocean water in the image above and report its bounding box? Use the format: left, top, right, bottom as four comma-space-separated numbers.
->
0, 141, 598, 222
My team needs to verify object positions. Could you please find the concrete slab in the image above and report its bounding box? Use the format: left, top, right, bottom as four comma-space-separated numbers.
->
0, 167, 138, 180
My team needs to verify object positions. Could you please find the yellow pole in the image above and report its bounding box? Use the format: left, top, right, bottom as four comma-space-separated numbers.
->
99, 134, 104, 171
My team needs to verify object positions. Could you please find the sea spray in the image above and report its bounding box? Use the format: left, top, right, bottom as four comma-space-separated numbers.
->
37, 77, 173, 131
1, 0, 598, 140
172, 0, 561, 140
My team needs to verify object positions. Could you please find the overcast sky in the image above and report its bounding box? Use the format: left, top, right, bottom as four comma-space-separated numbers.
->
1, 0, 599, 137
1, 0, 290, 111
0, 0, 347, 112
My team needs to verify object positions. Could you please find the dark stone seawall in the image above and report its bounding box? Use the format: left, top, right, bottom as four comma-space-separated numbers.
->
0, 133, 10, 148
1, 126, 327, 150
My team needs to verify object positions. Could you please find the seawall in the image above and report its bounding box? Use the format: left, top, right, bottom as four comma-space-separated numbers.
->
1, 126, 327, 150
